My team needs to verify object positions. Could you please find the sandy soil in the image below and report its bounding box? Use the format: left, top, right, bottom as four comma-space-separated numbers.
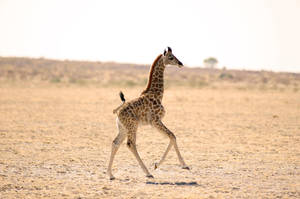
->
0, 86, 299, 198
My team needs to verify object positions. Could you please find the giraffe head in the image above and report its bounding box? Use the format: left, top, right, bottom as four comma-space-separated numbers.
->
162, 47, 183, 68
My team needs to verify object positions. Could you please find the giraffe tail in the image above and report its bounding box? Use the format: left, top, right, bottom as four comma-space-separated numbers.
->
113, 91, 126, 114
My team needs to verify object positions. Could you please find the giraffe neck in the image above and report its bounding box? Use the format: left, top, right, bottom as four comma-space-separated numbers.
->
142, 54, 165, 101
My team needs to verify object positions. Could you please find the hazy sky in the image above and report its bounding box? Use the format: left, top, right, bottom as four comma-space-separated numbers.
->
1, 0, 300, 72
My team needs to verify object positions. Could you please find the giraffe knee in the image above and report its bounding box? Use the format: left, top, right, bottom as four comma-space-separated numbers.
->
112, 139, 117, 145
113, 137, 122, 146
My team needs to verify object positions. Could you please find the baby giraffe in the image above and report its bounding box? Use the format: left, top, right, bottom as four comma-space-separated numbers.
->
107, 47, 189, 180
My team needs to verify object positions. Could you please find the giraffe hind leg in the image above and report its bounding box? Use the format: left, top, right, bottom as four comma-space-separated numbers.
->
126, 127, 153, 178
107, 118, 126, 180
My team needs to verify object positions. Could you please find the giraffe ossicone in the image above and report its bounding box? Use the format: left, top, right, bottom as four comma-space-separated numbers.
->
107, 47, 189, 180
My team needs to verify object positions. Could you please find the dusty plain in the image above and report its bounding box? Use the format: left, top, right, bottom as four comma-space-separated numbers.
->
0, 57, 300, 198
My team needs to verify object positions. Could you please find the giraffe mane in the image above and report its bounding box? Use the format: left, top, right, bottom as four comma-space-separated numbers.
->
142, 54, 163, 94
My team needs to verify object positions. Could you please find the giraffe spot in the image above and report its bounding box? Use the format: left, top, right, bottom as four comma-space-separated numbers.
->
154, 105, 160, 109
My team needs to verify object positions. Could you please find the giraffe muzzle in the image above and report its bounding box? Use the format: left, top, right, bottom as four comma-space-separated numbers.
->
178, 61, 184, 67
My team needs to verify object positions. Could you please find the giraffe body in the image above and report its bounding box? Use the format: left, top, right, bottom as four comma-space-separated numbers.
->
107, 47, 189, 180
118, 94, 166, 126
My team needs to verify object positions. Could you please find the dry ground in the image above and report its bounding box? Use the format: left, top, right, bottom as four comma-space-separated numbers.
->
0, 85, 299, 198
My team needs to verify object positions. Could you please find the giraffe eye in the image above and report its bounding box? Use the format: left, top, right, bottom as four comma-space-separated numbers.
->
169, 56, 174, 60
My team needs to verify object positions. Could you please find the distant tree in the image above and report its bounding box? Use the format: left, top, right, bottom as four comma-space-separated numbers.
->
203, 57, 218, 69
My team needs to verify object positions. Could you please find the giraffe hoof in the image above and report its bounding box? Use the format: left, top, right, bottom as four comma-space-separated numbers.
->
154, 163, 158, 170
182, 166, 190, 170
146, 174, 154, 178
109, 176, 116, 180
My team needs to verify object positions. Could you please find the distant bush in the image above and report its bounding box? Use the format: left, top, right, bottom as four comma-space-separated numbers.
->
50, 77, 61, 83
69, 78, 87, 85
203, 57, 218, 69
219, 72, 234, 80
124, 80, 137, 87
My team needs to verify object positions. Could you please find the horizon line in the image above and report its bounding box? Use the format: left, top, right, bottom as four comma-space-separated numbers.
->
0, 55, 299, 74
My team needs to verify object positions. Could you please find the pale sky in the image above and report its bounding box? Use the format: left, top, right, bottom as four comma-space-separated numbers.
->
0, 0, 300, 72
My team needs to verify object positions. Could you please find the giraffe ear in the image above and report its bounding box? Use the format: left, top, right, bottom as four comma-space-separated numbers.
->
164, 47, 172, 55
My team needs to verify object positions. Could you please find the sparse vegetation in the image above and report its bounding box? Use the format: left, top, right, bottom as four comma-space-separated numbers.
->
0, 57, 299, 91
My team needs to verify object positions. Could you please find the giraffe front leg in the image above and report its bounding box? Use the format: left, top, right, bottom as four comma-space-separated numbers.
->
153, 120, 189, 170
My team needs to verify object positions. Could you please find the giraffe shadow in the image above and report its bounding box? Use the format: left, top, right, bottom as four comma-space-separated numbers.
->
146, 181, 199, 186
